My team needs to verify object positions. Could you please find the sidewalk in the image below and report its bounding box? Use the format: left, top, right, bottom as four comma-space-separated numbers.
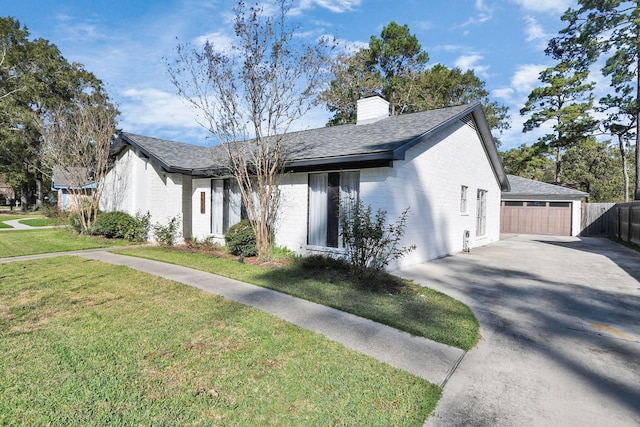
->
0, 219, 60, 230
0, 248, 465, 386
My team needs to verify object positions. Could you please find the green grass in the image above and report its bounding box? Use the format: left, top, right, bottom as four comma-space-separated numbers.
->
0, 257, 440, 426
17, 217, 57, 227
0, 214, 53, 228
0, 228, 130, 258
116, 247, 479, 350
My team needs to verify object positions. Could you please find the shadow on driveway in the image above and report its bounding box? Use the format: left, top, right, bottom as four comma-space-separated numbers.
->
397, 235, 640, 426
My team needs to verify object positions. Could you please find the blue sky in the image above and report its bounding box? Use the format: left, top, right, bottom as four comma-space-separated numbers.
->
2, 0, 577, 149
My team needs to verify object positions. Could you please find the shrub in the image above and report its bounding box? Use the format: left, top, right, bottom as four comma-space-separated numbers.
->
94, 212, 135, 239
339, 198, 416, 282
225, 219, 257, 257
126, 211, 151, 242
93, 211, 151, 242
153, 216, 181, 246
69, 202, 98, 234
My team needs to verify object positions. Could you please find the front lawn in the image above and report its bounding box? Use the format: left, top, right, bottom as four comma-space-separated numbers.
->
0, 257, 440, 426
116, 247, 480, 350
0, 228, 130, 258
17, 217, 57, 227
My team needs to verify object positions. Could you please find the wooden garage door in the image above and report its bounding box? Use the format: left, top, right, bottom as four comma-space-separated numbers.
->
501, 201, 572, 236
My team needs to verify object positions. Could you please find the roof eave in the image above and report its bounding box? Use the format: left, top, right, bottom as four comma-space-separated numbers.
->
285, 153, 394, 171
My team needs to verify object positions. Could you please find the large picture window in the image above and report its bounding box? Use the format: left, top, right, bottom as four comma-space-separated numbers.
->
211, 178, 242, 235
308, 171, 359, 247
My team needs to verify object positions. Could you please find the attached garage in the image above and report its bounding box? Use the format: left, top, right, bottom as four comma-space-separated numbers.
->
501, 175, 588, 236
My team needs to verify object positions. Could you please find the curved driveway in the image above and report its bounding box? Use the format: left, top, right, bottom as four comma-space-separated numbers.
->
397, 235, 640, 426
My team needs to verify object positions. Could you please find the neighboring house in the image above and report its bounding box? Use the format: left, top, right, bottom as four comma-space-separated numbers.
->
501, 174, 588, 236
52, 166, 96, 212
0, 180, 14, 205
101, 97, 509, 269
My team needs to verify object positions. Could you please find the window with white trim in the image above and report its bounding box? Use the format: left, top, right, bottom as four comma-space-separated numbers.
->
308, 171, 359, 248
476, 189, 487, 236
211, 178, 242, 235
460, 185, 468, 213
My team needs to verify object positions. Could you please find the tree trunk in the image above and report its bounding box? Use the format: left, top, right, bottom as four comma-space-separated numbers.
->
35, 164, 43, 210
635, 56, 640, 200
618, 134, 630, 202
555, 146, 562, 184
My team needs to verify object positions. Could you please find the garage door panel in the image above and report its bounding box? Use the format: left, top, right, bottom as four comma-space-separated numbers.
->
501, 202, 572, 236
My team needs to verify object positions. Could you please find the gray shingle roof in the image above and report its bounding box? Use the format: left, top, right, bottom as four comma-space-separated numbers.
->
112, 103, 509, 190
504, 174, 588, 199
117, 133, 215, 171
280, 103, 476, 161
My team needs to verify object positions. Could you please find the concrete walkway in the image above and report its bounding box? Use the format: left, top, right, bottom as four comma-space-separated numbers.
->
0, 219, 59, 230
397, 235, 640, 426
0, 248, 464, 387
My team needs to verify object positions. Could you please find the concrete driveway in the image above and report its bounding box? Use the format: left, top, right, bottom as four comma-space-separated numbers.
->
397, 235, 640, 426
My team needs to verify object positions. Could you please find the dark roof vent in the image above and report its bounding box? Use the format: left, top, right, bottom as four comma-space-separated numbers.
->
460, 113, 476, 131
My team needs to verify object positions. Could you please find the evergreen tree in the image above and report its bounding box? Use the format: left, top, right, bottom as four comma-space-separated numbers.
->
547, 0, 640, 199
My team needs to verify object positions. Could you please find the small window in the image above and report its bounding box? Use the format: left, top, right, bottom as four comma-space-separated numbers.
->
527, 201, 546, 207
549, 202, 571, 208
460, 186, 468, 213
476, 189, 487, 237
504, 201, 523, 207
200, 192, 206, 214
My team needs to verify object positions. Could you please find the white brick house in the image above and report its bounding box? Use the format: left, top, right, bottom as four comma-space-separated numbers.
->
100, 98, 509, 269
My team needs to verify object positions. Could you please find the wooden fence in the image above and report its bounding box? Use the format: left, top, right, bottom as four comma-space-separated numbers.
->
580, 202, 640, 246
580, 203, 616, 236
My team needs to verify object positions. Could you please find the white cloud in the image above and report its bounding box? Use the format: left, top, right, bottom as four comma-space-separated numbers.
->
454, 54, 490, 77
117, 88, 207, 141
295, 0, 361, 14
193, 31, 235, 52
523, 16, 545, 43
455, 0, 493, 28
510, 64, 546, 94
510, 0, 573, 14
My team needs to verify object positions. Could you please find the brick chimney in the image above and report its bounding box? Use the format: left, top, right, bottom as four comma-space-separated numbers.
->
356, 96, 389, 125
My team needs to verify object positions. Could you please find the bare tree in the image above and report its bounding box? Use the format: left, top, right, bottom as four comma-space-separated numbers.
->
41, 92, 117, 233
168, 0, 334, 260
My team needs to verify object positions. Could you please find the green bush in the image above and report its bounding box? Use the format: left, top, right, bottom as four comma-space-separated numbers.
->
339, 197, 416, 282
126, 211, 151, 242
153, 216, 181, 246
94, 212, 136, 239
225, 220, 257, 257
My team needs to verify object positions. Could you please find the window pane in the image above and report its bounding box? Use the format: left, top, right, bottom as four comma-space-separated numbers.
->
308, 173, 328, 246
227, 179, 241, 230
211, 179, 224, 235
476, 189, 487, 236
527, 201, 546, 207
504, 201, 523, 207
460, 185, 468, 212
339, 171, 360, 248
549, 202, 570, 208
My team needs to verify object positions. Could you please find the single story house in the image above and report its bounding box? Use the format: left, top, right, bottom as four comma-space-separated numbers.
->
52, 166, 96, 212
501, 174, 588, 236
0, 180, 15, 206
100, 97, 509, 269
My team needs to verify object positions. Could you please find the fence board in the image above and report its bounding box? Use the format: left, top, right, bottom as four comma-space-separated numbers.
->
580, 203, 616, 236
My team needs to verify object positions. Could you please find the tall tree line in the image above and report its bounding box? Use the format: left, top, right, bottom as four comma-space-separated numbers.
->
0, 17, 112, 210
519, 1, 640, 201
319, 21, 510, 144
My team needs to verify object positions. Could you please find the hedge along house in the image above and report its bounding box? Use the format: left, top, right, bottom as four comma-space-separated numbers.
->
100, 97, 509, 269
